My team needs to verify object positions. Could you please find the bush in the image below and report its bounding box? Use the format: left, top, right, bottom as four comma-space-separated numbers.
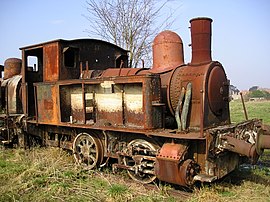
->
248, 90, 270, 100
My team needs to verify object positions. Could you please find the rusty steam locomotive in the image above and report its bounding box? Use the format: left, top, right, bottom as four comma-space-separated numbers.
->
1, 17, 270, 187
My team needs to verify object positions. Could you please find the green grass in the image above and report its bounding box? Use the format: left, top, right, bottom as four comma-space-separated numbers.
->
0, 148, 269, 202
190, 99, 270, 202
230, 100, 270, 124
0, 100, 269, 201
188, 161, 270, 202
0, 148, 173, 202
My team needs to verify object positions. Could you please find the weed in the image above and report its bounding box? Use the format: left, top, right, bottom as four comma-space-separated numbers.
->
0, 101, 269, 201
230, 100, 270, 124
107, 183, 129, 200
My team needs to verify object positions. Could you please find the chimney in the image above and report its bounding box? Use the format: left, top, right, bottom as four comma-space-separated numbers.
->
190, 17, 213, 65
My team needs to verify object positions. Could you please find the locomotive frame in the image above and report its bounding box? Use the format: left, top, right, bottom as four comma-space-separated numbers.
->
1, 17, 270, 187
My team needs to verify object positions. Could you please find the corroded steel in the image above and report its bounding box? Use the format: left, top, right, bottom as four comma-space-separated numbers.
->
101, 68, 145, 77
44, 43, 60, 81
190, 17, 212, 65
122, 139, 158, 184
4, 58, 22, 79
73, 132, 104, 169
7, 75, 22, 114
152, 30, 184, 71
207, 65, 229, 116
1, 75, 22, 114
255, 128, 270, 155
45, 74, 163, 130
168, 62, 230, 128
34, 83, 59, 124
1, 16, 270, 188
221, 135, 258, 163
240, 92, 248, 120
155, 143, 198, 186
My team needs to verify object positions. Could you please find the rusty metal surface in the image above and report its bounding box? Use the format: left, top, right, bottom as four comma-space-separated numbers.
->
44, 43, 59, 81
168, 62, 230, 129
35, 83, 59, 123
240, 92, 248, 120
152, 30, 184, 72
255, 129, 270, 155
1, 75, 22, 114
100, 68, 145, 77
117, 139, 159, 184
208, 119, 269, 166
221, 135, 258, 162
6, 75, 22, 114
155, 143, 199, 186
4, 58, 22, 79
73, 132, 104, 169
207, 65, 229, 116
190, 17, 212, 65
1, 16, 269, 188
42, 74, 163, 130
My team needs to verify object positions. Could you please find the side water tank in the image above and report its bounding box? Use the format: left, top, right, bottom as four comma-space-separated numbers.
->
4, 58, 22, 79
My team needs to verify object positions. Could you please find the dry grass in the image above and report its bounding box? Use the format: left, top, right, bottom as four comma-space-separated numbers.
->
1, 101, 270, 201
0, 147, 175, 202
1, 147, 269, 201
188, 152, 270, 202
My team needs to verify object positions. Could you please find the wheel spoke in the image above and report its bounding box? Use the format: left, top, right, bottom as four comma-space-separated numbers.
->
89, 155, 96, 163
73, 133, 103, 169
123, 139, 159, 184
88, 141, 94, 148
89, 148, 96, 153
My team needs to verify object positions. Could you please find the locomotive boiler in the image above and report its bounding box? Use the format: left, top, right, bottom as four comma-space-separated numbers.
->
1, 17, 270, 187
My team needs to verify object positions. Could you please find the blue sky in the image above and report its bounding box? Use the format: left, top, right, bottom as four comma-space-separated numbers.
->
0, 0, 269, 90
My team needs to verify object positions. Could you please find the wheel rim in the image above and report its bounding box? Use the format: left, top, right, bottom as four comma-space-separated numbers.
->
123, 139, 159, 184
73, 132, 103, 169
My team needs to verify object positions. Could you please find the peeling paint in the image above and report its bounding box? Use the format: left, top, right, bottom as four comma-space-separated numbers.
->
125, 93, 142, 113
71, 93, 83, 110
96, 93, 122, 112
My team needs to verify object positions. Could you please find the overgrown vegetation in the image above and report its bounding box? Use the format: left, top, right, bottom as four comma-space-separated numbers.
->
189, 158, 270, 201
229, 100, 270, 124
0, 147, 269, 201
248, 90, 270, 100
0, 148, 175, 201
0, 101, 270, 201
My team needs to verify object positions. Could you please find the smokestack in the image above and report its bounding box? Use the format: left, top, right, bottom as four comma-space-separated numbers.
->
190, 17, 213, 65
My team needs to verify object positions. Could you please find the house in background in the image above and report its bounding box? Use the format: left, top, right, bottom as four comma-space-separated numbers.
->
229, 85, 240, 100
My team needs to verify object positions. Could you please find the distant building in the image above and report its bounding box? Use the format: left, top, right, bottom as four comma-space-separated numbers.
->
229, 85, 240, 100
249, 86, 259, 91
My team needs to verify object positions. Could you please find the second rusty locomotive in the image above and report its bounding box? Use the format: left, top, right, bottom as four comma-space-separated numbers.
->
1, 17, 270, 187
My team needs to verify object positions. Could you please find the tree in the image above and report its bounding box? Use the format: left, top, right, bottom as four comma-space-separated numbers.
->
84, 0, 177, 68
248, 90, 270, 99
